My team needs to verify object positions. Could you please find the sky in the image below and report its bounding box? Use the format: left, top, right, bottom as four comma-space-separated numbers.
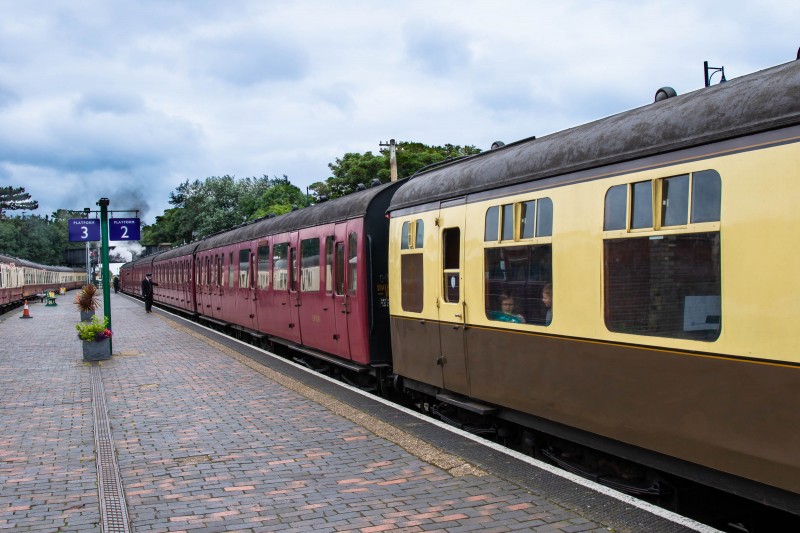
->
0, 0, 798, 225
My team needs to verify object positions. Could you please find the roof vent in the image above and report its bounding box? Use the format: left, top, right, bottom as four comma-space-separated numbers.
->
654, 87, 677, 102
371, 178, 381, 187
490, 141, 505, 150
356, 183, 366, 191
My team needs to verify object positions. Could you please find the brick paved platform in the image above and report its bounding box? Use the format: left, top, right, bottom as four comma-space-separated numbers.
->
0, 292, 716, 532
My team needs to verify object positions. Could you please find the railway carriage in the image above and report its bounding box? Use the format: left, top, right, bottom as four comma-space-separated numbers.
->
120, 254, 154, 297
0, 253, 84, 311
387, 59, 800, 514
152, 243, 197, 313
123, 181, 403, 386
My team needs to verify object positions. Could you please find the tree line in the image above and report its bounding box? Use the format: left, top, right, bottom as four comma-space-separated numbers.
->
0, 141, 481, 264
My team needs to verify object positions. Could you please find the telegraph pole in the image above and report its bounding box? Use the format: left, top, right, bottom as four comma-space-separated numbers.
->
379, 139, 398, 182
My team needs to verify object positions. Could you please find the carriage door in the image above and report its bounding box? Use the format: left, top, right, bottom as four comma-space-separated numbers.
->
287, 232, 302, 344
331, 223, 353, 359
437, 200, 469, 395
236, 247, 257, 330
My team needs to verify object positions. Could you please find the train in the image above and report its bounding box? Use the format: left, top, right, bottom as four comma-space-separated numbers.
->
0, 253, 85, 312
121, 58, 800, 523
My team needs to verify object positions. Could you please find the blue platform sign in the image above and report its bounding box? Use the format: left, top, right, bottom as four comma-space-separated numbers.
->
109, 218, 141, 241
68, 219, 101, 242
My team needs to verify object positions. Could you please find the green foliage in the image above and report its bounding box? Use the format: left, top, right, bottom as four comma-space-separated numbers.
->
0, 186, 38, 217
75, 315, 112, 342
0, 212, 72, 264
143, 175, 307, 244
311, 141, 482, 200
252, 176, 307, 218
142, 140, 480, 245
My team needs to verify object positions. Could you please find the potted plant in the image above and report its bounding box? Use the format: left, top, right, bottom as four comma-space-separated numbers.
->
75, 315, 112, 361
74, 284, 99, 321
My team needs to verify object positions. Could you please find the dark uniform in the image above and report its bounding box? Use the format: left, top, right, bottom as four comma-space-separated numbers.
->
141, 273, 157, 313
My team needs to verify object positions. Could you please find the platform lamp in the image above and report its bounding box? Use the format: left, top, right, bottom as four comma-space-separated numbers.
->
704, 61, 726, 87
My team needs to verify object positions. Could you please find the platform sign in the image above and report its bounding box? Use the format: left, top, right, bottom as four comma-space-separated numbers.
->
68, 218, 101, 242
109, 218, 141, 241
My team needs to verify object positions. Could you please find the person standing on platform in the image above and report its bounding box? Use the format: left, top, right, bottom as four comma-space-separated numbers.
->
141, 272, 158, 313
113, 276, 120, 294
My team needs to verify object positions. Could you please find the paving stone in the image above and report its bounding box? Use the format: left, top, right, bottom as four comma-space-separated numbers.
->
0, 293, 697, 532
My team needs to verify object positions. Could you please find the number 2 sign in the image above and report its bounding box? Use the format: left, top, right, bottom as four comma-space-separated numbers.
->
109, 218, 141, 241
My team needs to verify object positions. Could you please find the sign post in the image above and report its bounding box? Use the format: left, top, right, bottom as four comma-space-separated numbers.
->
98, 198, 112, 352
71, 200, 142, 356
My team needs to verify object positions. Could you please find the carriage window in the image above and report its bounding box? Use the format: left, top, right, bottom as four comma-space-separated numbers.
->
442, 228, 460, 303
520, 201, 535, 239
501, 204, 514, 240
484, 206, 499, 241
604, 170, 721, 340
415, 220, 424, 248
604, 185, 627, 231
691, 170, 722, 223
401, 253, 424, 312
485, 245, 552, 326
218, 255, 224, 287
489, 199, 553, 242
301, 238, 319, 292
536, 198, 553, 237
335, 242, 345, 295
605, 233, 720, 341
401, 220, 425, 249
325, 236, 334, 293
229, 253, 234, 287
257, 245, 270, 289
605, 170, 720, 232
290, 248, 297, 292
631, 180, 653, 229
661, 174, 689, 226
273, 243, 288, 291
347, 232, 357, 295
238, 249, 249, 288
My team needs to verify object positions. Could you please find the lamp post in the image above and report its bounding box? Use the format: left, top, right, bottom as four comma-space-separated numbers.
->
704, 61, 726, 87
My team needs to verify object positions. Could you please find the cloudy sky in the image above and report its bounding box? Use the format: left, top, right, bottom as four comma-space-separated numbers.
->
1, 1, 797, 224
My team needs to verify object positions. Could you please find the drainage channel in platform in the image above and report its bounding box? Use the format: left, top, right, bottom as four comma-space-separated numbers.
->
90, 363, 131, 533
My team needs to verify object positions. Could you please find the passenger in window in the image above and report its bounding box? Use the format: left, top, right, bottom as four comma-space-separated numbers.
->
542, 283, 552, 326
491, 292, 526, 324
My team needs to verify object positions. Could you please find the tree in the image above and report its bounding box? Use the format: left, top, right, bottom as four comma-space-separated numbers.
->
0, 186, 38, 218
0, 214, 68, 264
143, 174, 307, 245
252, 176, 307, 218
311, 141, 482, 200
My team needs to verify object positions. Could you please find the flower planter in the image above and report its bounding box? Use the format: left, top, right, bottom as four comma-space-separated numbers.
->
80, 310, 95, 322
82, 338, 111, 361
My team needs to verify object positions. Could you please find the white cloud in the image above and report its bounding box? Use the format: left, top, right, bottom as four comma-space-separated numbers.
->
0, 0, 798, 224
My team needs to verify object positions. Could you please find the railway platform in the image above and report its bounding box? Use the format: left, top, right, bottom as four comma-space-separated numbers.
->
0, 292, 716, 532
